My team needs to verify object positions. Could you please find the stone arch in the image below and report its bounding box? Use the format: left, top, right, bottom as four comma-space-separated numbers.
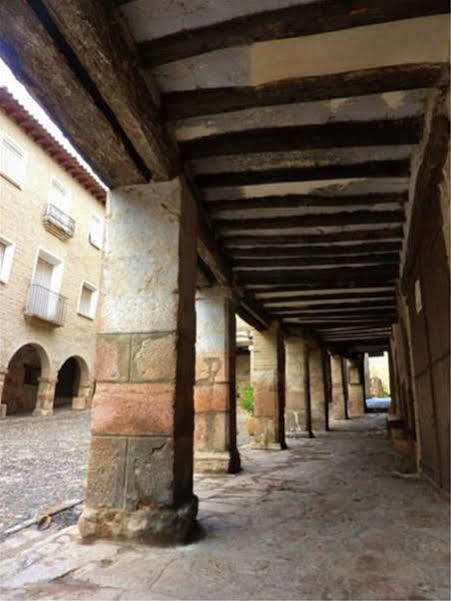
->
55, 355, 91, 410
1, 342, 51, 415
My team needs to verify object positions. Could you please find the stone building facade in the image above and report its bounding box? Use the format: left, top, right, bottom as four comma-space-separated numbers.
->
0, 87, 106, 417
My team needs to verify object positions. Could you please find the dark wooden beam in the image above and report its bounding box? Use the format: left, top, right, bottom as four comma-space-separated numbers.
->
266, 300, 396, 311
140, 2, 449, 66
164, 63, 448, 119
240, 266, 398, 285
37, 0, 179, 181
261, 291, 396, 304
0, 0, 146, 187
232, 253, 399, 268
272, 307, 396, 317
196, 160, 410, 187
321, 348, 331, 431
207, 193, 408, 212
181, 118, 422, 158
304, 346, 314, 439
216, 210, 404, 231
232, 242, 402, 257
402, 89, 450, 292
224, 228, 404, 247
341, 357, 350, 419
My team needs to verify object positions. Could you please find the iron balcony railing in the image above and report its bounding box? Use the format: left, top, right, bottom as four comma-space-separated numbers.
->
42, 203, 75, 238
25, 283, 67, 326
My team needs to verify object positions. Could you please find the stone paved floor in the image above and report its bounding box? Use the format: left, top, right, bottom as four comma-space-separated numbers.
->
0, 408, 91, 532
0, 414, 449, 600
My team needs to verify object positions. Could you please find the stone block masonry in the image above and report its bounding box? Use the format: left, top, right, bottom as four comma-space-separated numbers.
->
79, 177, 199, 544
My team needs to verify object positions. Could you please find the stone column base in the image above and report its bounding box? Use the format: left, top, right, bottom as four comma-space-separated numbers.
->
32, 407, 53, 417
250, 440, 285, 450
72, 396, 87, 410
194, 450, 241, 474
78, 496, 198, 545
0, 404, 6, 419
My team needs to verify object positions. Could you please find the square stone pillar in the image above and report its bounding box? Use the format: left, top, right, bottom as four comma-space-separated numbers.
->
0, 370, 6, 419
33, 376, 57, 417
347, 358, 365, 416
285, 337, 306, 436
309, 347, 326, 429
79, 177, 198, 545
251, 321, 286, 449
331, 355, 346, 420
194, 286, 241, 473
72, 382, 94, 411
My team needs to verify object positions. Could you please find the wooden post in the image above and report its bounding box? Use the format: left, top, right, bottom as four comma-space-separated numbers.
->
304, 346, 314, 438
321, 348, 331, 431
341, 356, 350, 420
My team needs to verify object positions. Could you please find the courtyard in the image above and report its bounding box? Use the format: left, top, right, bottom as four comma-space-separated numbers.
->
0, 414, 448, 600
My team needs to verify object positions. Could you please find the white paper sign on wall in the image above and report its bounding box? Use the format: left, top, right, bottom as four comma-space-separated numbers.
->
415, 279, 422, 313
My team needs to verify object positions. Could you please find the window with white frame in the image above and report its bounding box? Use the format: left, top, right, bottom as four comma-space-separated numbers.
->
49, 177, 71, 213
78, 281, 98, 319
0, 135, 27, 186
0, 236, 15, 283
89, 214, 104, 249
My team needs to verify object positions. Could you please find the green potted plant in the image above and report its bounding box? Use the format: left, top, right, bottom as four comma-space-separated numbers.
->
237, 381, 255, 436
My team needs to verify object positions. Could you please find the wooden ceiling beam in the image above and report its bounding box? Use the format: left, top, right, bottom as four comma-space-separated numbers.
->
181, 118, 422, 158
223, 228, 403, 246
239, 266, 398, 285
216, 210, 404, 231
261, 291, 396, 304
196, 160, 410, 187
139, 1, 449, 66
164, 63, 448, 119
232, 253, 399, 268
206, 193, 407, 212
231, 242, 402, 257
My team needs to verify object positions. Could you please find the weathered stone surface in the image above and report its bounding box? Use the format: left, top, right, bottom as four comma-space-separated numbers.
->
95, 335, 131, 383
310, 347, 326, 428
285, 337, 306, 435
124, 437, 174, 509
131, 333, 177, 382
347, 359, 366, 416
251, 322, 286, 448
91, 382, 174, 437
85, 436, 127, 509
194, 286, 239, 473
331, 355, 346, 420
79, 497, 198, 545
33, 378, 57, 417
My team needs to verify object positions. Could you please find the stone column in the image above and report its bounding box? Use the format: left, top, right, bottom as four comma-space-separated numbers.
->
78, 178, 198, 544
347, 358, 365, 416
284, 337, 305, 436
331, 355, 346, 420
194, 286, 240, 473
33, 376, 57, 417
0, 370, 6, 419
251, 321, 286, 449
72, 382, 93, 411
309, 347, 326, 429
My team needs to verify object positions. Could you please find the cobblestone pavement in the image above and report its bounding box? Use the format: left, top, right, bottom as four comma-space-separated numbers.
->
0, 409, 91, 533
0, 414, 449, 600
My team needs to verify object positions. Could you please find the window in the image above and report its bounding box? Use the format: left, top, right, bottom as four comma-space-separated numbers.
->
78, 281, 98, 319
0, 136, 27, 186
49, 177, 71, 212
27, 249, 65, 325
0, 236, 15, 283
89, 214, 104, 249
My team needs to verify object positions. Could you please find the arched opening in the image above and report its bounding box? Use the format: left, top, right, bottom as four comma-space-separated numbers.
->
54, 356, 89, 409
1, 343, 49, 415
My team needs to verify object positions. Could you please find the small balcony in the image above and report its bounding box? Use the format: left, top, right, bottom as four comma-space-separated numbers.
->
42, 203, 75, 240
25, 283, 66, 326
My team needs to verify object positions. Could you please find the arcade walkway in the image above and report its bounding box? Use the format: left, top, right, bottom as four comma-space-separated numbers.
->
0, 415, 448, 600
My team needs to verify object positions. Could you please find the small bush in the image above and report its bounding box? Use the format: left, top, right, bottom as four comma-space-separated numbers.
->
240, 385, 254, 415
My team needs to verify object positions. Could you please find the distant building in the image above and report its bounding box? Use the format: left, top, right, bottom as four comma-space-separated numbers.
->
0, 87, 106, 418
